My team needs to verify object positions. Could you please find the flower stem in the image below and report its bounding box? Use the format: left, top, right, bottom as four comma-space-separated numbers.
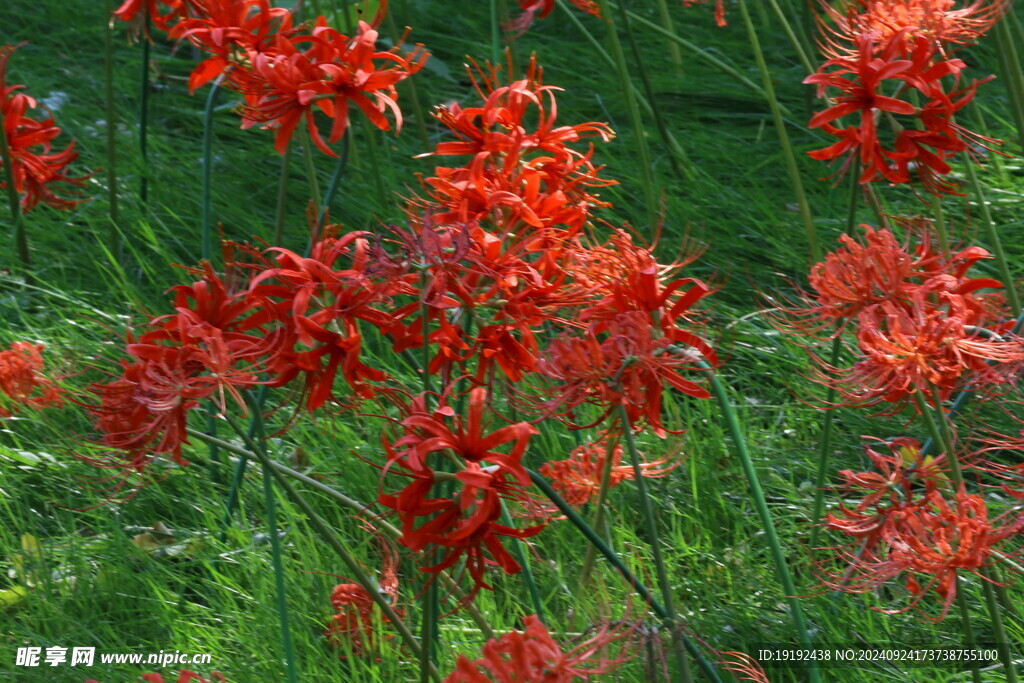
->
274, 146, 292, 247
138, 28, 151, 204
528, 468, 723, 683
578, 433, 622, 583
734, 0, 819, 263
219, 413, 441, 683
200, 78, 222, 262
316, 134, 349, 235
808, 335, 842, 550
616, 406, 693, 683
501, 505, 545, 621
104, 10, 122, 261
702, 362, 821, 683
982, 577, 1018, 683
654, 0, 683, 75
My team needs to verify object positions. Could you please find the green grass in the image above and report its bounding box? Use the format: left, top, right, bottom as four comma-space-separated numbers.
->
2, 0, 1023, 681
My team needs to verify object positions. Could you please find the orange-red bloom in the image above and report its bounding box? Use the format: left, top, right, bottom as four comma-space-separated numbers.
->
1, 44, 89, 212
507, 0, 601, 36
0, 341, 62, 417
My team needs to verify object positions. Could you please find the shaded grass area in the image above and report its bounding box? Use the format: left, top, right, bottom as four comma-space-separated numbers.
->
2, 0, 1023, 681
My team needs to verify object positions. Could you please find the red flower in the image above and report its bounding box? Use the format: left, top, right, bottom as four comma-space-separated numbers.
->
805, 31, 994, 194
1, 44, 89, 212
539, 430, 678, 507
507, 0, 602, 37
113, 0, 190, 34
86, 670, 227, 683
683, 0, 728, 27
0, 341, 62, 417
444, 614, 635, 682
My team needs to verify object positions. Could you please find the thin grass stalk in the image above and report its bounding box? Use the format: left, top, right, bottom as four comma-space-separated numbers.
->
762, 0, 814, 76
807, 335, 842, 550
961, 152, 1021, 314
527, 469, 723, 683
500, 505, 545, 621
557, 1, 693, 177
702, 362, 821, 683
490, 0, 502, 66
994, 19, 1024, 156
218, 414, 442, 683
419, 566, 437, 683
216, 385, 268, 540
200, 77, 222, 261
139, 25, 151, 204
301, 134, 323, 214
578, 434, 622, 583
617, 405, 693, 683
929, 194, 948, 253
654, 0, 683, 74
274, 146, 292, 246
361, 124, 387, 210
593, 0, 659, 230
316, 134, 350, 234
912, 389, 982, 683
188, 430, 499, 640
0, 99, 29, 274
104, 11, 122, 260
612, 0, 693, 181
734, 0, 819, 263
982, 579, 1018, 683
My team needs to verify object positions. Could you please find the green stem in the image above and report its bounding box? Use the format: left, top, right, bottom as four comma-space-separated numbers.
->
139, 28, 151, 204
528, 468, 723, 683
807, 335, 842, 550
578, 433, 622, 583
982, 577, 1018, 683
962, 152, 1021, 314
200, 78, 222, 262
762, 0, 814, 76
617, 406, 693, 683
654, 0, 683, 75
734, 0, 819, 263
104, 10, 121, 261
593, 0, 659, 230
612, 0, 692, 181
218, 415, 441, 683
994, 19, 1024, 156
383, 8, 430, 152
301, 133, 323, 215
258, 454, 299, 682
702, 362, 821, 683
490, 0, 502, 66
274, 146, 292, 247
501, 505, 545, 622
316, 134, 350, 235
419, 567, 437, 683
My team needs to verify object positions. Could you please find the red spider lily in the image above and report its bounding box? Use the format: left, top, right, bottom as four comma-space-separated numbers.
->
822, 487, 1024, 621
771, 222, 1005, 336
378, 390, 545, 594
538, 312, 712, 436
113, 0, 191, 35
444, 614, 636, 682
325, 529, 403, 656
169, 0, 296, 93
420, 55, 615, 233
507, 0, 602, 37
805, 31, 994, 194
683, 0, 728, 27
230, 19, 427, 155
816, 0, 1007, 57
246, 236, 397, 409
716, 651, 770, 682
1, 44, 89, 212
0, 342, 62, 417
827, 294, 1024, 408
539, 430, 679, 507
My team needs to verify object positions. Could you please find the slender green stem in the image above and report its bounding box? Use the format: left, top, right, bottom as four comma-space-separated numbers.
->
617, 406, 693, 683
612, 0, 692, 181
734, 0, 819, 263
104, 11, 121, 261
557, 1, 693, 178
527, 468, 723, 683
216, 385, 267, 540
301, 134, 323, 216
762, 0, 813, 76
702, 362, 821, 683
200, 78, 222, 262
982, 577, 1018, 683
218, 414, 441, 683
383, 8, 431, 152
807, 335, 842, 550
954, 574, 984, 683
578, 433, 622, 583
274, 146, 292, 247
0, 94, 28, 275
593, 0, 659, 230
419, 565, 437, 683
316, 134, 350, 234
490, 0, 502, 66
360, 124, 387, 211
962, 153, 1021, 314
501, 505, 545, 621
139, 28, 151, 204
654, 0, 683, 75
259, 456, 299, 682
994, 19, 1024, 157
929, 194, 948, 253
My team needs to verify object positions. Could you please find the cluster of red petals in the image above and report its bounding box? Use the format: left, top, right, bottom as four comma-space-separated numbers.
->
112, 0, 193, 33
445, 614, 635, 682
120, 0, 427, 154
0, 341, 62, 417
539, 430, 678, 507
507, 0, 601, 37
86, 671, 227, 683
821, 440, 1024, 620
774, 224, 1019, 410
378, 388, 544, 596
1, 44, 89, 213
325, 536, 402, 655
816, 0, 1006, 56
805, 30, 996, 195
419, 55, 615, 234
